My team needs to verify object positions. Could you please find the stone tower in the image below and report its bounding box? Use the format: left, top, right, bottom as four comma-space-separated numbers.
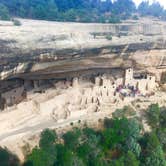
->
125, 68, 133, 86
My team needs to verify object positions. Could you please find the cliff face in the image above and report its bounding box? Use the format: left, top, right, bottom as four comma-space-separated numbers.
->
1, 18, 166, 160
1, 18, 166, 87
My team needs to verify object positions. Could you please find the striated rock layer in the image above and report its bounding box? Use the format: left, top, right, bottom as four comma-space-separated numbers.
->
1, 18, 166, 93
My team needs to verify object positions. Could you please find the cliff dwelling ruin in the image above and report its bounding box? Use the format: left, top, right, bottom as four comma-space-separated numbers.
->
0, 68, 158, 123
1, 18, 166, 161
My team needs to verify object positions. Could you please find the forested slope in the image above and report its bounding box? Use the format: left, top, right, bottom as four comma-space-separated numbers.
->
0, 0, 166, 23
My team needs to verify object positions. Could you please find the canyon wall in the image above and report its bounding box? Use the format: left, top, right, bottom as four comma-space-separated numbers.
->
1, 18, 166, 94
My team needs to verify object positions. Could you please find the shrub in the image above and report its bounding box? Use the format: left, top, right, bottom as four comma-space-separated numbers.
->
157, 128, 166, 151
78, 120, 81, 123
146, 104, 160, 128
108, 16, 121, 23
13, 19, 21, 26
39, 129, 57, 149
70, 122, 74, 126
63, 128, 81, 150
132, 15, 139, 20
106, 35, 112, 40
144, 146, 166, 166
0, 4, 10, 21
112, 106, 136, 118
159, 107, 166, 128
124, 151, 140, 166
0, 147, 20, 166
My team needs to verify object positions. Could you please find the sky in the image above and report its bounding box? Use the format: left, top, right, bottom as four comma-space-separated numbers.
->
133, 0, 166, 9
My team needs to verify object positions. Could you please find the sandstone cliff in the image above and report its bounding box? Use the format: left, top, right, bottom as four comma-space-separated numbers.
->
1, 18, 166, 91
1, 18, 166, 159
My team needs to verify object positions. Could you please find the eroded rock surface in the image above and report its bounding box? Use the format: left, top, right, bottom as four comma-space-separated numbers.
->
1, 18, 166, 105
0, 18, 166, 81
1, 18, 166, 160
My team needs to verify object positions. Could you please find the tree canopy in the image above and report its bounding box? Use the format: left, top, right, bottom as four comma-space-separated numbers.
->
0, 0, 166, 22
23, 105, 166, 166
0, 147, 20, 166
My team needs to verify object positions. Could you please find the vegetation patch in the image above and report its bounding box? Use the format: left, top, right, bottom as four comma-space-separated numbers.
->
112, 105, 136, 118
105, 35, 112, 41
12, 19, 21, 26
0, 0, 166, 23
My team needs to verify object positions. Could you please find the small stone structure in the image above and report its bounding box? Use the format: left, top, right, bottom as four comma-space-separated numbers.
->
95, 77, 101, 86
1, 86, 25, 107
38, 68, 155, 123
125, 68, 156, 94
72, 77, 79, 87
